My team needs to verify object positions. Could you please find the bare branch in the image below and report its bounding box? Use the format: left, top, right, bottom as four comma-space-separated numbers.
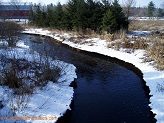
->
122, 0, 136, 18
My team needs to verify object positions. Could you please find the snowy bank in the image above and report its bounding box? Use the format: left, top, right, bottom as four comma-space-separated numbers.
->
0, 42, 77, 123
24, 28, 164, 123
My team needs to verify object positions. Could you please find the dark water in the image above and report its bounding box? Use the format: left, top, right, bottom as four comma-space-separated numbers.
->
21, 34, 154, 123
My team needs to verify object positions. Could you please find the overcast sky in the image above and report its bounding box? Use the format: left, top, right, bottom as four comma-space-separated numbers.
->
2, 0, 164, 7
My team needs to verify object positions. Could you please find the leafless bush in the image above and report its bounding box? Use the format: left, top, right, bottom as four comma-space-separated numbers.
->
1, 58, 36, 95
9, 91, 31, 114
0, 50, 62, 92
0, 49, 63, 117
0, 21, 24, 47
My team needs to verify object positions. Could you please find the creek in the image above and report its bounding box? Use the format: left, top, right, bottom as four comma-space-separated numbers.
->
21, 34, 154, 123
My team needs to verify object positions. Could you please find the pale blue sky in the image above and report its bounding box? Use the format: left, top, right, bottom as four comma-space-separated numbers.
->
132, 0, 163, 7
2, 0, 164, 7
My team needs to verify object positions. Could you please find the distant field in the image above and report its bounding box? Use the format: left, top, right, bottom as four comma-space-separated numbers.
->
129, 19, 164, 31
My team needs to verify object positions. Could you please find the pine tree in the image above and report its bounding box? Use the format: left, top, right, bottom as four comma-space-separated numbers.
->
66, 0, 86, 32
51, 2, 64, 29
75, 0, 86, 32
147, 1, 155, 17
29, 0, 129, 33
28, 5, 35, 24
66, 0, 78, 30
101, 0, 110, 11
46, 4, 54, 27
85, 0, 104, 32
35, 5, 44, 27
157, 8, 164, 17
62, 8, 73, 30
102, 0, 128, 33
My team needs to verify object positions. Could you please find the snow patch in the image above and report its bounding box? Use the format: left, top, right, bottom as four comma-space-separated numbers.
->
0, 46, 77, 123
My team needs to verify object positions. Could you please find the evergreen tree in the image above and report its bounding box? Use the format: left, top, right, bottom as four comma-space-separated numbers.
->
102, 8, 114, 33
28, 5, 36, 24
46, 4, 54, 27
74, 0, 86, 31
62, 9, 73, 30
51, 2, 64, 29
102, 0, 128, 33
147, 1, 155, 17
35, 5, 44, 26
157, 8, 164, 17
66, 0, 78, 30
101, 0, 110, 11
85, 0, 104, 32
67, 0, 87, 32
35, 6, 41, 26
29, 0, 128, 34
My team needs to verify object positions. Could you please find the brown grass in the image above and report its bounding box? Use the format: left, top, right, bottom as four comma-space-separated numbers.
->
146, 37, 164, 70
108, 36, 149, 51
26, 21, 164, 70
106, 19, 164, 70
108, 33, 164, 70
129, 20, 164, 31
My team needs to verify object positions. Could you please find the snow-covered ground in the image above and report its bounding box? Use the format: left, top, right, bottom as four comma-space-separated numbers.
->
0, 41, 77, 123
129, 17, 164, 21
24, 28, 164, 123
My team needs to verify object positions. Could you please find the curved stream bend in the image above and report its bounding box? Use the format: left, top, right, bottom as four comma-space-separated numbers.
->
21, 34, 156, 123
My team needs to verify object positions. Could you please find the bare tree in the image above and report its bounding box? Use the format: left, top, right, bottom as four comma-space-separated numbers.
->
122, 0, 137, 31
9, 0, 22, 21
0, 21, 23, 47
122, 0, 136, 18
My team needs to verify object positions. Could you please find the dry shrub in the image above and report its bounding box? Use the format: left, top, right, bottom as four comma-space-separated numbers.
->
101, 30, 126, 42
0, 21, 24, 47
101, 32, 114, 41
146, 37, 164, 70
0, 47, 65, 115
108, 32, 164, 70
1, 58, 36, 95
0, 56, 61, 95
160, 32, 164, 39
108, 35, 148, 51
37, 66, 61, 87
114, 41, 122, 51
131, 38, 148, 49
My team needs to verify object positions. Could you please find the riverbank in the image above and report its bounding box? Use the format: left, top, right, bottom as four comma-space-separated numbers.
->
0, 42, 77, 123
24, 28, 164, 123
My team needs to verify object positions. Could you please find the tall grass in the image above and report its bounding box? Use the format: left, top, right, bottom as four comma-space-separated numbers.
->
129, 20, 164, 31
128, 19, 164, 70
146, 37, 164, 70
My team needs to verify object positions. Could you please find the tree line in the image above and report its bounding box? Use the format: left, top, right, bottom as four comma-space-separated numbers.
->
147, 1, 164, 17
29, 0, 129, 34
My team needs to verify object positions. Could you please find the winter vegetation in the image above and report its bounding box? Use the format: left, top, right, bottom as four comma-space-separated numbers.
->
0, 21, 23, 47
0, 46, 77, 122
27, 0, 164, 72
28, 0, 129, 33
0, 4, 77, 122
0, 0, 164, 122
23, 26, 164, 123
23, 1, 164, 122
27, 0, 164, 71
